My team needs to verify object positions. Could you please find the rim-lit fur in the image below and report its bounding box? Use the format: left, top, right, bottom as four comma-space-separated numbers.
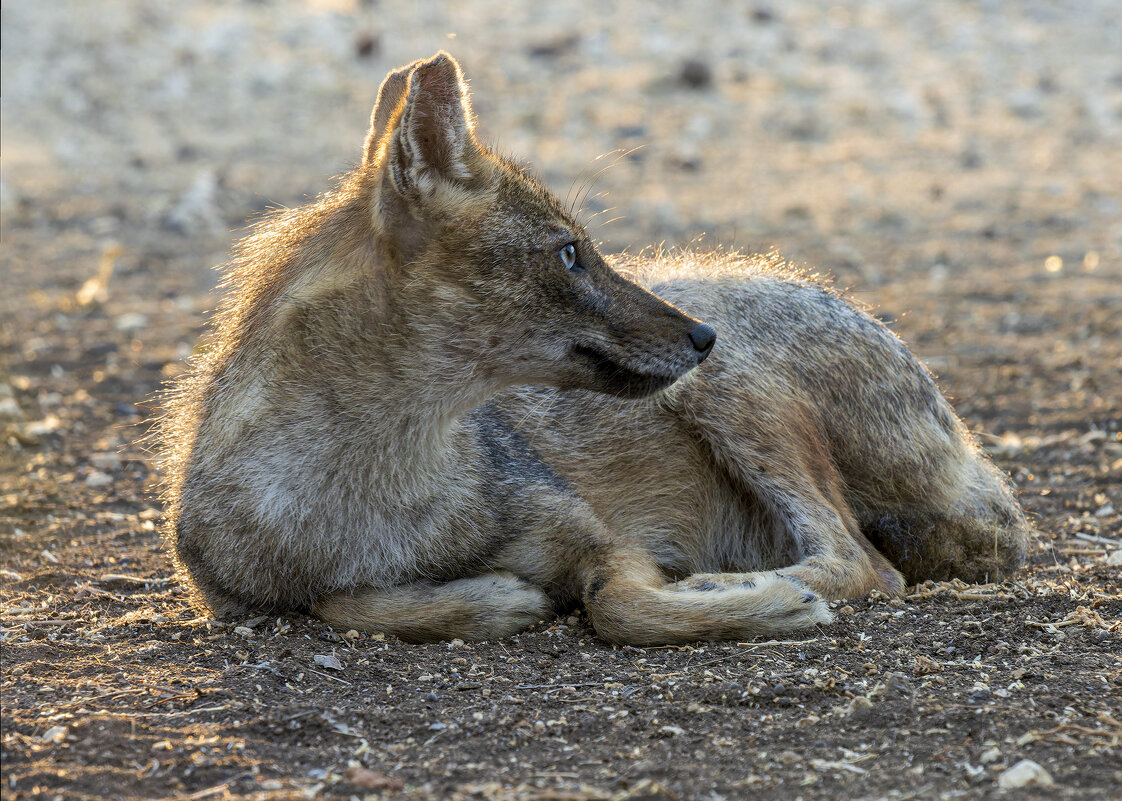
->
159, 53, 1029, 644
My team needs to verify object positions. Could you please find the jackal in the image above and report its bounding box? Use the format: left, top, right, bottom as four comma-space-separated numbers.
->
161, 53, 1030, 644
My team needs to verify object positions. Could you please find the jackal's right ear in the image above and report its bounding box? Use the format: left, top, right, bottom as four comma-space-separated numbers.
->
382, 53, 479, 194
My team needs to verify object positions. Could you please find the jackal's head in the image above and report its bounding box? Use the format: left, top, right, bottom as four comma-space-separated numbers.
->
360, 52, 714, 398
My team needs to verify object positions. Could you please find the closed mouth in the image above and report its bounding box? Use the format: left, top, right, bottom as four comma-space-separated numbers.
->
571, 343, 680, 396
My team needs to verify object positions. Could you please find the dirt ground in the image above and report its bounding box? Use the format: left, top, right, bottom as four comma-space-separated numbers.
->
2, 1, 1120, 799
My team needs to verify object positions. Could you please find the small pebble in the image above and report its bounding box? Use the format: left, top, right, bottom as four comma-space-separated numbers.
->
114, 313, 148, 333
312, 653, 345, 671
777, 749, 801, 766
89, 452, 122, 471
997, 759, 1053, 789
980, 747, 1002, 765
354, 33, 379, 59
678, 59, 712, 90
40, 726, 68, 743
85, 471, 112, 489
0, 395, 23, 421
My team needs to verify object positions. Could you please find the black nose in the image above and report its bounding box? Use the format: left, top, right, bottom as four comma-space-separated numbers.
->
688, 322, 717, 360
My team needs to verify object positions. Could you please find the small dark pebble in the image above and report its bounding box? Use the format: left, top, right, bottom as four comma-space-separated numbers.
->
355, 33, 379, 58
615, 124, 647, 139
884, 673, 915, 698
85, 343, 118, 359
678, 59, 712, 90
528, 32, 580, 59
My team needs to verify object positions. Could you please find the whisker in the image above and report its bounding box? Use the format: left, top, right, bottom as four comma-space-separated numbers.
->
568, 146, 644, 220
596, 216, 626, 230
583, 206, 618, 223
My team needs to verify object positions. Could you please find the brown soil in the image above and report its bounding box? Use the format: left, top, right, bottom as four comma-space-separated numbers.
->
2, 2, 1120, 800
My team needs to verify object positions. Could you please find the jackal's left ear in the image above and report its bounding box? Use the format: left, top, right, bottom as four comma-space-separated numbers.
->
386, 52, 478, 193
363, 60, 415, 166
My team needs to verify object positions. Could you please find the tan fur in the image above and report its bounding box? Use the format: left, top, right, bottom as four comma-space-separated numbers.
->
160, 53, 1030, 644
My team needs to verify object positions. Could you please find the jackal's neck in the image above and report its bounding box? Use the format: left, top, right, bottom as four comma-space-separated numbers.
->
283, 280, 508, 493
223, 201, 506, 495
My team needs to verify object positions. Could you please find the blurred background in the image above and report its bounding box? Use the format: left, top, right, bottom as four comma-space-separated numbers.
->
3, 5, 1120, 799
4, 0, 1120, 291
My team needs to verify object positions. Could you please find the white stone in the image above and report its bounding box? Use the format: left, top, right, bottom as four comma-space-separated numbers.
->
40, 725, 69, 743
313, 653, 345, 671
998, 759, 1053, 789
90, 452, 123, 471
114, 313, 149, 333
979, 747, 1002, 765
85, 470, 113, 488
0, 396, 23, 421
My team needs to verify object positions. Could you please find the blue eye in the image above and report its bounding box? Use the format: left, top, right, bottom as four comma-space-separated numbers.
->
559, 243, 582, 272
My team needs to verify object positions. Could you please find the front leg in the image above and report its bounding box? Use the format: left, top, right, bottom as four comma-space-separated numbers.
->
681, 377, 906, 599
754, 470, 906, 598
493, 489, 832, 645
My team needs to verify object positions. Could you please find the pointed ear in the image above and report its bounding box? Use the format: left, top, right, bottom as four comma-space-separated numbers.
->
387, 52, 478, 192
362, 60, 416, 166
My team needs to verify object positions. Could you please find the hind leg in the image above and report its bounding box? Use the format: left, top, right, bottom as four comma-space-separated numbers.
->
862, 511, 1027, 584
313, 574, 552, 642
860, 460, 1031, 584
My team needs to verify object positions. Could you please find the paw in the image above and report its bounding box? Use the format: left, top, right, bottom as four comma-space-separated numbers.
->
780, 556, 906, 600
761, 572, 834, 627
669, 571, 833, 630
670, 572, 765, 593
468, 577, 552, 639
